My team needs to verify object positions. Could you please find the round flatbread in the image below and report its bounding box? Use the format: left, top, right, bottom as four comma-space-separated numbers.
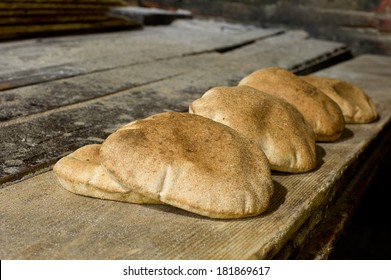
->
100, 112, 274, 219
190, 85, 316, 173
53, 144, 161, 204
239, 67, 345, 141
301, 75, 378, 123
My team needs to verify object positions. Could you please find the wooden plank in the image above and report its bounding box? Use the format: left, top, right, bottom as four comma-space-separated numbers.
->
0, 19, 140, 40
0, 31, 347, 185
0, 0, 135, 39
0, 15, 111, 25
0, 53, 214, 121
0, 30, 322, 121
0, 20, 283, 89
1, 55, 390, 259
0, 9, 114, 16
0, 7, 187, 26
1, 0, 127, 3
0, 3, 123, 9
216, 30, 350, 76
0, 19, 282, 72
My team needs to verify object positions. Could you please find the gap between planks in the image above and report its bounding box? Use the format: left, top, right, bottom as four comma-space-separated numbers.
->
0, 71, 188, 128
0, 19, 284, 90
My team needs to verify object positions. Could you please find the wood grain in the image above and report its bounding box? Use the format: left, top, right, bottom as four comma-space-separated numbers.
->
0, 0, 131, 40
0, 20, 282, 88
0, 2, 123, 9
0, 19, 140, 39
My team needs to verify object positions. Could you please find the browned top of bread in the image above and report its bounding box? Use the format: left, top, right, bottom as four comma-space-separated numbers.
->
301, 75, 378, 124
239, 67, 345, 141
189, 85, 316, 173
53, 144, 161, 204
100, 112, 274, 219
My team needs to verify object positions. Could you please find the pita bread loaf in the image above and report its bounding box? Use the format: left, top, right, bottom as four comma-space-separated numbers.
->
53, 144, 161, 204
239, 67, 345, 141
100, 112, 274, 219
190, 85, 316, 173
301, 75, 378, 123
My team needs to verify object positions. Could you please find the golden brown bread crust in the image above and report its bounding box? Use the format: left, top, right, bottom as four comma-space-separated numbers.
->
53, 144, 161, 204
239, 67, 345, 141
189, 85, 316, 173
100, 112, 274, 219
301, 75, 378, 124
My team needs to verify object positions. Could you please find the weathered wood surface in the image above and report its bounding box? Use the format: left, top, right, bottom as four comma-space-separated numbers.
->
0, 30, 341, 121
0, 15, 111, 25
1, 54, 389, 259
0, 2, 123, 9
0, 9, 114, 16
0, 20, 282, 89
1, 18, 390, 259
0, 19, 140, 40
0, 20, 348, 185
0, 0, 131, 40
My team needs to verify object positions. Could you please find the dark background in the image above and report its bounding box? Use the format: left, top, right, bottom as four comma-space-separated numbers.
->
329, 144, 391, 259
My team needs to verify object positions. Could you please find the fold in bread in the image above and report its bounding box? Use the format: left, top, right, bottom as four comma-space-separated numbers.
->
53, 144, 161, 204
239, 67, 345, 141
99, 112, 274, 219
301, 75, 378, 124
190, 85, 316, 173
